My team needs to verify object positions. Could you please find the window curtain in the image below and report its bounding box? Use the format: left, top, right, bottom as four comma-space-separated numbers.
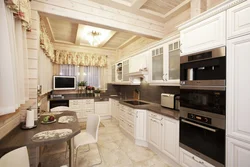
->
83, 67, 100, 88
0, 1, 29, 115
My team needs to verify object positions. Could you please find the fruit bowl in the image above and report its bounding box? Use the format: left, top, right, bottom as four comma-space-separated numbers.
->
41, 115, 57, 124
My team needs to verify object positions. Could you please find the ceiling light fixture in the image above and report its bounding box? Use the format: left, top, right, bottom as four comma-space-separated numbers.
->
87, 31, 101, 46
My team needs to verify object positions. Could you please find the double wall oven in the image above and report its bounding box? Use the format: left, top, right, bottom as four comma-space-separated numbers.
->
179, 47, 226, 167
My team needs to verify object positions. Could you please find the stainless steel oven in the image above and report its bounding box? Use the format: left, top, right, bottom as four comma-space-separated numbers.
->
180, 109, 225, 167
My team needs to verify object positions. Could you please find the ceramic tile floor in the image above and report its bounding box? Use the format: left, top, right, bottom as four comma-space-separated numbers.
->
42, 119, 171, 167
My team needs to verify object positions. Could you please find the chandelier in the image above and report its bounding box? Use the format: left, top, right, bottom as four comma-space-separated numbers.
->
87, 31, 101, 46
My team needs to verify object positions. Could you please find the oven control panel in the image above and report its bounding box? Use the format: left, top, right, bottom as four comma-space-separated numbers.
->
188, 113, 211, 124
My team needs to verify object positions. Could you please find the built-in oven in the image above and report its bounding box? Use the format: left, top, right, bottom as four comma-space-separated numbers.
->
180, 109, 225, 167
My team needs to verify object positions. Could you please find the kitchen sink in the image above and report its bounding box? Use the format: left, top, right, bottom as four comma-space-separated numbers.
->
123, 100, 149, 105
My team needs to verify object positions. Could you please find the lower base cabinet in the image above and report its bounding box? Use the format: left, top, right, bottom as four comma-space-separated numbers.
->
135, 110, 147, 143
148, 115, 162, 150
180, 148, 215, 167
227, 137, 250, 167
95, 101, 110, 116
161, 117, 179, 163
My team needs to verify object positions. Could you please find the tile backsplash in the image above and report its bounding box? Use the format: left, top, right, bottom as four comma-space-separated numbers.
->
107, 83, 180, 104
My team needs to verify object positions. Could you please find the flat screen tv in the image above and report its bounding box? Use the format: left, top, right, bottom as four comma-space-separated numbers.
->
53, 76, 76, 90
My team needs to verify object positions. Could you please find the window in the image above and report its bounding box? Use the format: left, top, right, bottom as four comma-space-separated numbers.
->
59, 65, 100, 88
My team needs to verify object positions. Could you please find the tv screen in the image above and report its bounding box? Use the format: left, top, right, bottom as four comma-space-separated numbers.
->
53, 76, 76, 90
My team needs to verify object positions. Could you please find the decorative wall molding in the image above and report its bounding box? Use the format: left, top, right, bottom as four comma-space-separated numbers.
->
178, 0, 247, 30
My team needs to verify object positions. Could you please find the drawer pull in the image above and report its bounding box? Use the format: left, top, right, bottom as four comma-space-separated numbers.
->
192, 156, 204, 164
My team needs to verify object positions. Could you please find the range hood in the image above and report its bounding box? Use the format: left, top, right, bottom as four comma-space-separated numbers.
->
127, 71, 148, 78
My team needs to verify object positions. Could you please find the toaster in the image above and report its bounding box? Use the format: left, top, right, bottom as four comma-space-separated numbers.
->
161, 93, 180, 110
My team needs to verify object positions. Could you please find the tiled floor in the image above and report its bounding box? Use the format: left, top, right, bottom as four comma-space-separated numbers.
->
42, 119, 170, 167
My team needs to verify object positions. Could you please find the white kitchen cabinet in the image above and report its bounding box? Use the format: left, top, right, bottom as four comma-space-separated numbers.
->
110, 98, 119, 119
227, 1, 250, 39
180, 148, 215, 167
148, 38, 180, 86
227, 34, 250, 143
148, 114, 162, 150
111, 65, 115, 82
135, 110, 147, 146
116, 62, 123, 82
161, 117, 179, 163
227, 137, 250, 167
95, 101, 110, 116
122, 59, 129, 82
180, 12, 226, 55
129, 51, 148, 73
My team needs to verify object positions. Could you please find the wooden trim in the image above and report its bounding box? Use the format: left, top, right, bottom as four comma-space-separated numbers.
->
0, 110, 20, 122
118, 35, 141, 49
164, 0, 191, 21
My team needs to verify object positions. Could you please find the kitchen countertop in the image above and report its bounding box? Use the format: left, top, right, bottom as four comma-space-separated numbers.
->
49, 94, 179, 120
111, 97, 180, 120
49, 94, 110, 102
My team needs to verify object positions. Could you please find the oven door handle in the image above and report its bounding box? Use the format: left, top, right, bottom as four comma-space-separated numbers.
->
181, 119, 217, 132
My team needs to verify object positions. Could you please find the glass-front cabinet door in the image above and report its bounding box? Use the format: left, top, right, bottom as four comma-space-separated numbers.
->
111, 65, 115, 82
168, 40, 180, 81
151, 46, 164, 82
122, 59, 129, 82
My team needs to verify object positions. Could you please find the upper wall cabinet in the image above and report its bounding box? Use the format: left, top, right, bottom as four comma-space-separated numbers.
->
116, 62, 123, 82
111, 65, 115, 82
180, 12, 226, 55
122, 59, 129, 82
129, 51, 148, 73
148, 37, 180, 86
227, 0, 250, 39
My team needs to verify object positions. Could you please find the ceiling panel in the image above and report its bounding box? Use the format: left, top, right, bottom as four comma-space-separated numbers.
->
141, 0, 184, 15
104, 32, 134, 48
48, 18, 78, 43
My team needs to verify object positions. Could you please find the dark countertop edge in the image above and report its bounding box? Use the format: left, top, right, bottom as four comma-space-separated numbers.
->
110, 97, 180, 120
49, 94, 111, 101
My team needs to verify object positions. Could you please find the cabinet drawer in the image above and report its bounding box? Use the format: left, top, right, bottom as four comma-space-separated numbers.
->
126, 110, 135, 124
148, 112, 162, 120
85, 109, 94, 114
83, 99, 94, 104
119, 117, 126, 129
126, 122, 134, 136
180, 148, 215, 167
84, 104, 94, 109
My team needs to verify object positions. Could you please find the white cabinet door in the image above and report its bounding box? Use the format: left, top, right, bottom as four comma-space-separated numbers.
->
227, 1, 250, 39
111, 65, 116, 82
227, 34, 250, 143
180, 12, 226, 55
129, 51, 148, 73
227, 137, 250, 167
135, 110, 147, 141
180, 148, 215, 167
148, 117, 162, 150
150, 44, 166, 83
122, 59, 129, 82
161, 117, 179, 163
94, 101, 110, 116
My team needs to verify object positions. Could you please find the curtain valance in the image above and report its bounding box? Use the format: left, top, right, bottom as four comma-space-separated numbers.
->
40, 18, 55, 60
4, 0, 31, 30
54, 50, 108, 67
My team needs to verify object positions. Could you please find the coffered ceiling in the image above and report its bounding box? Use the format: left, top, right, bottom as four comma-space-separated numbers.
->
42, 16, 144, 50
90, 0, 191, 22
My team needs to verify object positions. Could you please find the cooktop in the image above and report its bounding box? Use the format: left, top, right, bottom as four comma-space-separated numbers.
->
124, 100, 149, 105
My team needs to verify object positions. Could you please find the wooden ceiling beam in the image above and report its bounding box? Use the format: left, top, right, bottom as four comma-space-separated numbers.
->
117, 35, 140, 49
164, 0, 191, 21
131, 0, 148, 9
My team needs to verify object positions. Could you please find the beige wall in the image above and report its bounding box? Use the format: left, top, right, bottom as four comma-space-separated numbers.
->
0, 10, 40, 139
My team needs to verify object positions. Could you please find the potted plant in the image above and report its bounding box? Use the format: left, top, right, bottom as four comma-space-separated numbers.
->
91, 86, 95, 94
78, 81, 87, 94
94, 89, 101, 97
86, 86, 92, 94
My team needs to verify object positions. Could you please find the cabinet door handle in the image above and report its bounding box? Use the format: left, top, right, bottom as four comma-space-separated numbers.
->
192, 156, 204, 164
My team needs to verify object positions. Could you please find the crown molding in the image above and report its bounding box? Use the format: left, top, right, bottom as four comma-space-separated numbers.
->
178, 0, 247, 30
